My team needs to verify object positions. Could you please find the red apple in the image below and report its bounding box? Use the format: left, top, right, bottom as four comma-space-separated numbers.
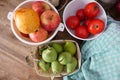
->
29, 28, 48, 42
40, 10, 61, 31
32, 1, 51, 15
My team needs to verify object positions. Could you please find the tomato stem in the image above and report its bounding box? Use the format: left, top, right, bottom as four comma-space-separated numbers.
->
94, 25, 98, 29
94, 5, 99, 10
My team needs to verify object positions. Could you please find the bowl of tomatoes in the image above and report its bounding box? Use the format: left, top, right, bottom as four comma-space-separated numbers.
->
63, 0, 107, 40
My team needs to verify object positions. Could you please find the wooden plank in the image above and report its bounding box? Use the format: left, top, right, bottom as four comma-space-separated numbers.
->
0, 51, 50, 80
0, 0, 62, 79
0, 24, 52, 80
0, 0, 77, 80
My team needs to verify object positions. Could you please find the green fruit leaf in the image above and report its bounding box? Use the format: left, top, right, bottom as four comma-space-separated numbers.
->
39, 45, 48, 55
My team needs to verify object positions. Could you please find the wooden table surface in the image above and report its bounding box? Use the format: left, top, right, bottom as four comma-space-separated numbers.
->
0, 0, 81, 80
0, 0, 119, 80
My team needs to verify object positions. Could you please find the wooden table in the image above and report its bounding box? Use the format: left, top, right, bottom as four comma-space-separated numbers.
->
0, 0, 119, 80
0, 0, 82, 80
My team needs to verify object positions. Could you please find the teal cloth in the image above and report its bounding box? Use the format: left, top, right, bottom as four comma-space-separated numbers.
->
63, 16, 120, 80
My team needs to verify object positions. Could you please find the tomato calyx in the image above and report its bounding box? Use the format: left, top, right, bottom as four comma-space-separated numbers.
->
94, 5, 99, 11
88, 18, 105, 35
94, 25, 99, 30
84, 2, 100, 18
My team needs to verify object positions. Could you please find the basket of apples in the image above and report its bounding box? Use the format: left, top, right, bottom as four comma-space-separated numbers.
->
28, 40, 81, 78
7, 0, 64, 45
63, 0, 107, 40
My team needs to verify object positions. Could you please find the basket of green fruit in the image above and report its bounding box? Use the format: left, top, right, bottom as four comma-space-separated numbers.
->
26, 40, 81, 79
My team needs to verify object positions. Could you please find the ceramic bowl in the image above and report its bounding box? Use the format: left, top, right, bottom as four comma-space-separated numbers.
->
63, 0, 107, 40
7, 0, 64, 45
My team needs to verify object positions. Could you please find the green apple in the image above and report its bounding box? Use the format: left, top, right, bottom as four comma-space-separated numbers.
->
64, 41, 76, 55
38, 59, 50, 72
66, 57, 77, 73
51, 43, 63, 53
42, 47, 57, 63
58, 52, 72, 65
51, 61, 63, 74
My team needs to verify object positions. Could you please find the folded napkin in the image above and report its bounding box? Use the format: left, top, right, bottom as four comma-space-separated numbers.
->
64, 16, 120, 80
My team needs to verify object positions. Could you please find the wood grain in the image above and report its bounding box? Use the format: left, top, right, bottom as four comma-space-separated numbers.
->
0, 0, 78, 79
0, 0, 64, 80
1, 0, 119, 80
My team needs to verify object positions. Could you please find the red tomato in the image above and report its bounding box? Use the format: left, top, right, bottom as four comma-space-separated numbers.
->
75, 26, 89, 38
76, 9, 85, 20
84, 2, 100, 18
88, 18, 105, 34
66, 16, 80, 29
83, 19, 92, 27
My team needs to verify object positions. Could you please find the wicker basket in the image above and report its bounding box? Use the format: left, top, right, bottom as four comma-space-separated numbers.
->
26, 40, 81, 79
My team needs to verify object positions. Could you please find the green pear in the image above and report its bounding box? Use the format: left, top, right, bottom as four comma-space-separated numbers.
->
51, 43, 63, 53
51, 61, 63, 74
58, 52, 72, 65
66, 57, 77, 73
64, 41, 76, 55
38, 59, 50, 72
42, 47, 57, 63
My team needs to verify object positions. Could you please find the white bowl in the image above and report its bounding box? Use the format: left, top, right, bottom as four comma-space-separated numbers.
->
7, 0, 64, 45
63, 0, 107, 40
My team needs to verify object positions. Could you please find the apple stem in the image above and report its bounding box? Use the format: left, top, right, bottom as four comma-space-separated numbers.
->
49, 15, 54, 20
35, 29, 38, 32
